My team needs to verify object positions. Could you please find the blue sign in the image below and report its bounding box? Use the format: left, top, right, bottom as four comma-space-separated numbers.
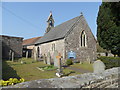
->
68, 51, 76, 59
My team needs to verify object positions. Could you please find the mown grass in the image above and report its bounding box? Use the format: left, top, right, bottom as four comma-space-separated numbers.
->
2, 58, 81, 81
70, 62, 93, 71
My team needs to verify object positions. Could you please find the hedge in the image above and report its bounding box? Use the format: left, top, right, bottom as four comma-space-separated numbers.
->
98, 56, 120, 69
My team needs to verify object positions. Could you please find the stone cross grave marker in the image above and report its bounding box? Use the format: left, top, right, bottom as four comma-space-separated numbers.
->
47, 52, 51, 65
56, 53, 63, 77
43, 54, 47, 64
53, 50, 59, 67
93, 60, 106, 73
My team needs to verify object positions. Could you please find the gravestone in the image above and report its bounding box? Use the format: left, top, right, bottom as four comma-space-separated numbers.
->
12, 52, 14, 62
47, 52, 51, 65
93, 60, 106, 73
43, 54, 47, 64
9, 50, 12, 60
53, 50, 59, 67
87, 56, 91, 64
26, 51, 28, 59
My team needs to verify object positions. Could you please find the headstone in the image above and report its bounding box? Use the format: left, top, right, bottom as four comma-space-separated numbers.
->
47, 52, 51, 65
93, 60, 106, 73
26, 51, 28, 59
79, 61, 83, 64
53, 50, 59, 67
12, 52, 14, 62
43, 54, 47, 64
9, 50, 12, 60
21, 60, 23, 64
87, 56, 91, 64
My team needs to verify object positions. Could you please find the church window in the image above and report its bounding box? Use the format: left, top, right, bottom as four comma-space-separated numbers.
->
52, 43, 55, 51
80, 30, 87, 47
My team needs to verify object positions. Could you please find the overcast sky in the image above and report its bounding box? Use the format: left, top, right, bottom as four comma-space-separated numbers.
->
2, 2, 102, 39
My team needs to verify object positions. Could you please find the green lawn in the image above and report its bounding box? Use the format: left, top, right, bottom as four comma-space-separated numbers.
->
71, 62, 93, 71
2, 58, 81, 81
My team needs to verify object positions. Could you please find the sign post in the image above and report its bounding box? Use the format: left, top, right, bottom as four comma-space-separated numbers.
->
68, 51, 76, 63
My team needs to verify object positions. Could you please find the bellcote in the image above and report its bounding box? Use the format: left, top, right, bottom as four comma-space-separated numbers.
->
45, 11, 55, 33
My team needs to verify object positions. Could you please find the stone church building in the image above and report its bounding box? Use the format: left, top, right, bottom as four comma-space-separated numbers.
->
34, 12, 97, 64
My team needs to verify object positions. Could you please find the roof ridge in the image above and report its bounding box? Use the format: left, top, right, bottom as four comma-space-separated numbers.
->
53, 15, 80, 29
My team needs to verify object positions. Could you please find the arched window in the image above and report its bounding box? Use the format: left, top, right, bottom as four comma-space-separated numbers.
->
80, 31, 87, 47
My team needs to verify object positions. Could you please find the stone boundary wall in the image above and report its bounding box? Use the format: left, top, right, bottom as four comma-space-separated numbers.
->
1, 35, 23, 59
3, 67, 120, 88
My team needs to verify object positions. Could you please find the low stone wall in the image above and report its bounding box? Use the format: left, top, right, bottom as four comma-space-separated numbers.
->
3, 67, 120, 88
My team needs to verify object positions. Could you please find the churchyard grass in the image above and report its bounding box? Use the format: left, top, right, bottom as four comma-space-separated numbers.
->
70, 62, 93, 71
2, 58, 80, 81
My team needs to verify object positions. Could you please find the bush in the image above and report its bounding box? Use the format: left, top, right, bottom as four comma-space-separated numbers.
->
32, 61, 35, 63
0, 78, 25, 86
66, 59, 73, 66
98, 56, 120, 69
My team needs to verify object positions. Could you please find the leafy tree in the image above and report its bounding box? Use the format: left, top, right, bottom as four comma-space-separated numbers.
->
97, 2, 120, 56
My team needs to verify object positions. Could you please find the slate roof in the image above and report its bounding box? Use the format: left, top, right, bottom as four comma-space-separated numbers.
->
35, 15, 82, 44
23, 36, 42, 46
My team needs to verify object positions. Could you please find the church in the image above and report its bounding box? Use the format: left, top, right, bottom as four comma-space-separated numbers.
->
34, 12, 97, 64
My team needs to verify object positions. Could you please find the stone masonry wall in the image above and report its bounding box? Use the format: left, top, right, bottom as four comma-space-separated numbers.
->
37, 39, 65, 63
1, 35, 23, 59
4, 67, 120, 88
65, 16, 97, 62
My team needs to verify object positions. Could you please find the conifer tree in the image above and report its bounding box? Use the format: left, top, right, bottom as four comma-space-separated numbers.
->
97, 2, 120, 56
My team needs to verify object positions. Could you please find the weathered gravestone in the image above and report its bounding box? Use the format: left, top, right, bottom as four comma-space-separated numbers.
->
53, 50, 59, 67
9, 50, 12, 60
43, 54, 47, 64
47, 52, 51, 65
93, 60, 106, 73
12, 52, 14, 62
26, 51, 28, 59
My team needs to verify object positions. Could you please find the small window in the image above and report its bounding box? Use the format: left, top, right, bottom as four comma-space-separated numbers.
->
52, 43, 55, 51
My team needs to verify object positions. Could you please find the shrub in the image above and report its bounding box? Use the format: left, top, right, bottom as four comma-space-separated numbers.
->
32, 61, 35, 63
98, 56, 120, 69
66, 59, 73, 66
0, 78, 25, 86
